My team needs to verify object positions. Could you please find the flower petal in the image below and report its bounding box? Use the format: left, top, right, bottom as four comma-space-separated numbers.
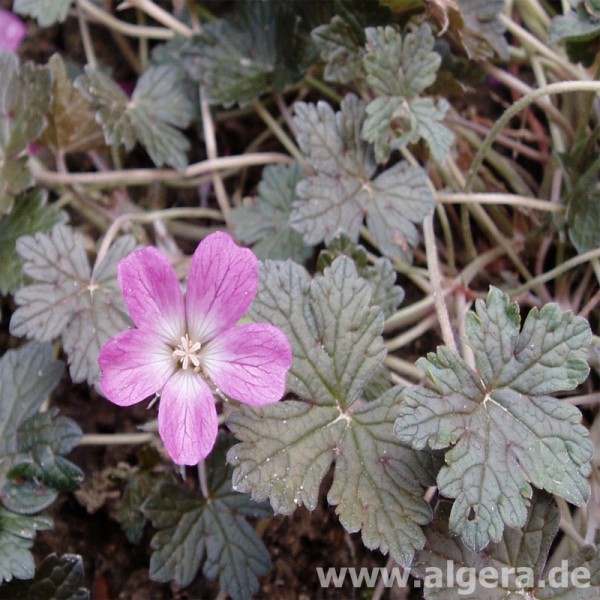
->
98, 328, 174, 406
118, 246, 185, 344
158, 369, 218, 465
186, 231, 258, 342
202, 323, 292, 406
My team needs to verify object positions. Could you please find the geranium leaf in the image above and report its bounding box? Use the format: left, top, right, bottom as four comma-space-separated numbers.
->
0, 53, 51, 214
11, 408, 83, 492
10, 223, 135, 384
142, 436, 271, 600
179, 0, 312, 107
290, 95, 434, 262
395, 287, 592, 551
458, 0, 510, 60
0, 553, 90, 600
361, 24, 454, 163
13, 0, 71, 26
38, 54, 104, 156
230, 163, 312, 262
75, 65, 194, 169
0, 342, 63, 456
0, 510, 52, 583
228, 258, 436, 566
312, 16, 364, 84
0, 189, 65, 295
317, 234, 404, 320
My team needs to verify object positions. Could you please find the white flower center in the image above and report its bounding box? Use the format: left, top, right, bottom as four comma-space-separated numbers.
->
172, 334, 202, 370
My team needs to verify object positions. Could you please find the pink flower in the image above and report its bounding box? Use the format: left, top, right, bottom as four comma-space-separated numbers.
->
98, 232, 292, 465
0, 9, 26, 52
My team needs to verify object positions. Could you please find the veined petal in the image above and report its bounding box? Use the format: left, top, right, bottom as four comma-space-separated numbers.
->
158, 369, 218, 465
118, 247, 185, 344
98, 328, 174, 406
186, 232, 258, 343
202, 323, 292, 406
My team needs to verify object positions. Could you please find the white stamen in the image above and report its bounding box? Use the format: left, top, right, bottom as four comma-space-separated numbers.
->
172, 333, 202, 370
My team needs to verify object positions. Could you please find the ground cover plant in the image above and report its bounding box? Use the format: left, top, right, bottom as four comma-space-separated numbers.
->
0, 0, 599, 598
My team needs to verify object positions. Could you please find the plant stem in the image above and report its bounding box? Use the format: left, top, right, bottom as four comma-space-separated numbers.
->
436, 192, 565, 213
466, 81, 600, 193
32, 153, 294, 188
424, 213, 457, 352
79, 433, 154, 445
122, 0, 192, 36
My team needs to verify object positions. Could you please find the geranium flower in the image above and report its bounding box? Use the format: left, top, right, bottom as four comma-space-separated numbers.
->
0, 9, 26, 52
98, 232, 292, 465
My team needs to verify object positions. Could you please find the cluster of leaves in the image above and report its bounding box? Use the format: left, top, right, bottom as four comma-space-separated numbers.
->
0, 343, 83, 585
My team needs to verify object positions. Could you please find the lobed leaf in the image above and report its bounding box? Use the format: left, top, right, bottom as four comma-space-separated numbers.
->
38, 54, 104, 156
10, 223, 135, 384
230, 163, 312, 262
0, 510, 52, 583
13, 0, 71, 26
229, 258, 435, 566
0, 342, 63, 456
361, 25, 454, 163
75, 65, 194, 169
290, 95, 434, 262
0, 189, 65, 295
0, 54, 51, 214
142, 436, 271, 600
395, 287, 593, 551
0, 553, 89, 600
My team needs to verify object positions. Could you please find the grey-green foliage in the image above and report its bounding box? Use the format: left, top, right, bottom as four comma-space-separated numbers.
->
0, 189, 65, 295
13, 0, 72, 26
176, 0, 312, 107
395, 287, 592, 551
0, 553, 89, 599
142, 435, 271, 600
361, 24, 454, 163
412, 493, 600, 599
458, 0, 510, 61
228, 258, 437, 566
0, 53, 51, 214
290, 95, 434, 262
75, 65, 194, 169
229, 163, 313, 262
0, 342, 63, 584
10, 223, 135, 384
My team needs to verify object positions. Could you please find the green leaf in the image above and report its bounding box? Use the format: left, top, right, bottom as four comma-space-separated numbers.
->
142, 435, 271, 600
228, 258, 436, 566
116, 470, 152, 545
180, 0, 312, 107
412, 493, 557, 599
38, 54, 104, 156
229, 163, 312, 262
10, 223, 135, 384
0, 54, 51, 214
361, 25, 454, 163
395, 287, 592, 551
0, 189, 65, 295
412, 493, 600, 599
311, 16, 364, 84
13, 0, 72, 26
0, 342, 63, 456
11, 408, 83, 492
317, 234, 405, 320
458, 0, 510, 60
566, 162, 600, 254
75, 65, 194, 169
0, 510, 52, 583
549, 3, 600, 65
290, 95, 434, 262
0, 553, 90, 600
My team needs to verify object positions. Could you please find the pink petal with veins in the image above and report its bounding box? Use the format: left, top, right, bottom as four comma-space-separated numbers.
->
98, 328, 174, 406
0, 10, 26, 52
186, 232, 258, 343
202, 323, 292, 406
158, 370, 218, 465
118, 246, 185, 344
